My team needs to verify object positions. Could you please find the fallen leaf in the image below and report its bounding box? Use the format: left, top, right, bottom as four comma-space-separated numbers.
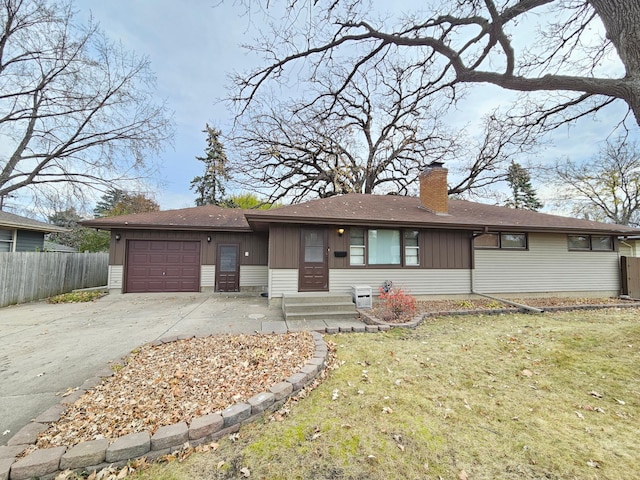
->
587, 460, 600, 468
459, 469, 469, 480
521, 369, 533, 378
240, 467, 251, 477
615, 398, 626, 405
575, 411, 584, 419
397, 443, 405, 452
217, 461, 226, 469
382, 406, 393, 414
589, 390, 603, 398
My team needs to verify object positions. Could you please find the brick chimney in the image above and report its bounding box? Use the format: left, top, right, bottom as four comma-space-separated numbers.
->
419, 161, 449, 215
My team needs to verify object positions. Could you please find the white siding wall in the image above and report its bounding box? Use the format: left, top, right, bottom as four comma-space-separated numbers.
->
201, 265, 215, 288
329, 269, 471, 296
269, 269, 298, 298
474, 232, 621, 294
108, 265, 123, 291
240, 265, 268, 287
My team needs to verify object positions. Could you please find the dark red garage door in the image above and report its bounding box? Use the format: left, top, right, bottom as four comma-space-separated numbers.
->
125, 240, 201, 293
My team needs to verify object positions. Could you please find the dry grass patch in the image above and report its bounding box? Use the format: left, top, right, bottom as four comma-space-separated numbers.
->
129, 309, 639, 480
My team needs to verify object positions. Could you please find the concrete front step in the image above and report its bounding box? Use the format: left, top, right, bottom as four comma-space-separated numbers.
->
282, 293, 353, 305
284, 301, 356, 315
284, 311, 358, 322
282, 293, 359, 322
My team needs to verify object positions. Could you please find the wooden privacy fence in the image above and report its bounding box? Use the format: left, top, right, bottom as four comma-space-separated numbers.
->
621, 256, 640, 299
0, 252, 108, 307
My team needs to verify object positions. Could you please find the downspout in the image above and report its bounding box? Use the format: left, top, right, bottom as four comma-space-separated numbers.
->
470, 231, 544, 314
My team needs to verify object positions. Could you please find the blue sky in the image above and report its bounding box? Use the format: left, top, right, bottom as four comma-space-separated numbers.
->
74, 0, 259, 210
71, 1, 637, 213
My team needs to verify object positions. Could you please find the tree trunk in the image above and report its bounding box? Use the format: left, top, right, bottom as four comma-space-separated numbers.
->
589, 0, 640, 125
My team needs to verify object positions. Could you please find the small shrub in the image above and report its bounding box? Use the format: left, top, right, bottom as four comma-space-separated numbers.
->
47, 291, 105, 304
457, 300, 474, 309
377, 287, 417, 323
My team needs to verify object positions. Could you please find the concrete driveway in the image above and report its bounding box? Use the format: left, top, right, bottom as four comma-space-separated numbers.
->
0, 292, 288, 447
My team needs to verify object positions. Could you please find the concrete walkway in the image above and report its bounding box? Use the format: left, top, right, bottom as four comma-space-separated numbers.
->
0, 292, 364, 447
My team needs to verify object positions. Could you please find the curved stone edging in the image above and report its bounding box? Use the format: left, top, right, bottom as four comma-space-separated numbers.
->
358, 302, 640, 331
2, 330, 342, 480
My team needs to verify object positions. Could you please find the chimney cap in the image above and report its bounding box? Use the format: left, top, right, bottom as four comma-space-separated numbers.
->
428, 161, 445, 169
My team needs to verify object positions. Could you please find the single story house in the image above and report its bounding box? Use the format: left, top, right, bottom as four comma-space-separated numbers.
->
82, 163, 640, 300
0, 211, 67, 252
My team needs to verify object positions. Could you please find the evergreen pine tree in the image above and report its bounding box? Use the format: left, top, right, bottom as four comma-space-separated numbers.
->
190, 125, 231, 206
506, 161, 543, 211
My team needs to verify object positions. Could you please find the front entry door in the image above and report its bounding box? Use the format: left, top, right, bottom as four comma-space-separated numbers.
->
299, 228, 328, 292
216, 244, 239, 292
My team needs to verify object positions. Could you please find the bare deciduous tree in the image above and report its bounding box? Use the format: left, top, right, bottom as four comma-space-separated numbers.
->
551, 137, 640, 226
233, 0, 640, 131
232, 59, 537, 203
0, 0, 173, 206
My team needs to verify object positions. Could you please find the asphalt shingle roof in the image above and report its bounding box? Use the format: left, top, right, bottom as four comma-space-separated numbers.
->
81, 194, 640, 235
0, 211, 67, 233
81, 204, 251, 231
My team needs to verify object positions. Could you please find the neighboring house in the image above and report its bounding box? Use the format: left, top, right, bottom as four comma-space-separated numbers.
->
43, 241, 78, 253
0, 211, 67, 252
82, 163, 640, 300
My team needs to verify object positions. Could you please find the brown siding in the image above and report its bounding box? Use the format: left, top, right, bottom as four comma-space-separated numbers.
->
329, 227, 349, 269
269, 225, 300, 268
422, 230, 471, 269
110, 230, 267, 266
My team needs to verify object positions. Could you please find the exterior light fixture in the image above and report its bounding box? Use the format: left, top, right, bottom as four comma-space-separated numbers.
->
207, 236, 212, 242
115, 233, 121, 241
337, 228, 345, 236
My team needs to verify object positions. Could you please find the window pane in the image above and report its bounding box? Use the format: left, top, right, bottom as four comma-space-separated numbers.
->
404, 230, 419, 246
0, 229, 12, 241
350, 246, 365, 265
404, 231, 419, 265
568, 235, 590, 250
405, 247, 419, 266
368, 229, 401, 265
501, 233, 526, 249
0, 241, 10, 252
304, 230, 324, 262
350, 228, 365, 246
592, 235, 613, 251
474, 234, 499, 248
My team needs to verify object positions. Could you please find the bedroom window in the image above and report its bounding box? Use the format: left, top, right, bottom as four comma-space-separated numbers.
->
474, 232, 527, 249
568, 235, 613, 251
349, 228, 419, 266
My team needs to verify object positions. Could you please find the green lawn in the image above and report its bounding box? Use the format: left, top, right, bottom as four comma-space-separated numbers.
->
133, 309, 639, 480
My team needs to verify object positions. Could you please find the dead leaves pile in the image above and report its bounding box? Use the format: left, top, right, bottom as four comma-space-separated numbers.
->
35, 332, 315, 449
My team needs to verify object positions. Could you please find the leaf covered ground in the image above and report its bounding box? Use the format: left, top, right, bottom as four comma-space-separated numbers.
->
33, 332, 314, 451
128, 308, 639, 480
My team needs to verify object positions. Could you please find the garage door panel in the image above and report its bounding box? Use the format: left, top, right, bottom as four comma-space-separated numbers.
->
125, 240, 201, 293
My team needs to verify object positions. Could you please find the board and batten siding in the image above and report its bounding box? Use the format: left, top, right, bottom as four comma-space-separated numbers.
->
329, 269, 471, 295
474, 232, 621, 294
